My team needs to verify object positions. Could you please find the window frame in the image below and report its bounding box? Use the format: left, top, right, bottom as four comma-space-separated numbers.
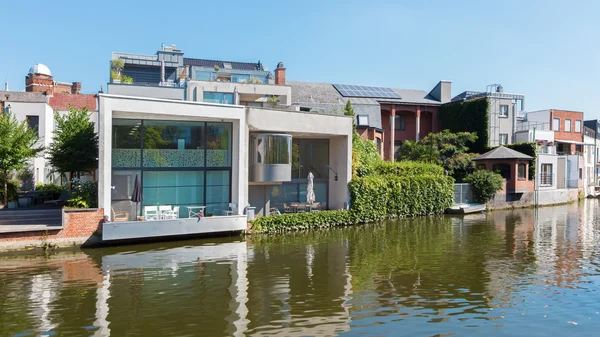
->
26, 115, 40, 137
565, 119, 572, 132
575, 120, 582, 133
499, 133, 508, 145
356, 115, 369, 127
553, 117, 560, 131
499, 104, 509, 117
394, 115, 405, 130
518, 163, 526, 180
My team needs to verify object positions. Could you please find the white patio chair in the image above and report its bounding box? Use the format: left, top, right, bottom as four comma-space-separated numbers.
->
169, 206, 180, 219
144, 206, 158, 221
224, 203, 237, 216
159, 205, 172, 220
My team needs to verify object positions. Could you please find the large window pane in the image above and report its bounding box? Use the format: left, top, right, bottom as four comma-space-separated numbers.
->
203, 92, 234, 104
143, 121, 205, 168
112, 119, 142, 168
111, 170, 140, 221
207, 123, 232, 167
205, 171, 230, 215
264, 135, 291, 164
142, 171, 204, 218
292, 139, 329, 179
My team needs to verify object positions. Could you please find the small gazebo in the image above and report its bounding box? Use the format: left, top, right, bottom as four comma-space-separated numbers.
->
474, 146, 534, 193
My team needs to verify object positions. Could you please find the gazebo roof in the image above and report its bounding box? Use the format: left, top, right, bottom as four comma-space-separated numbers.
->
474, 146, 533, 161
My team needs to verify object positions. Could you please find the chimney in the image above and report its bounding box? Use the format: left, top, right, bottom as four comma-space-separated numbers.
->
4, 82, 7, 91
71, 82, 82, 94
275, 62, 286, 85
429, 80, 452, 103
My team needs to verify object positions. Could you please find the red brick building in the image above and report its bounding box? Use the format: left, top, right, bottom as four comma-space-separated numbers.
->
289, 80, 451, 160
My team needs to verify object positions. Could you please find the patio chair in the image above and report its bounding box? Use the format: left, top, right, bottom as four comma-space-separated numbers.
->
282, 203, 293, 213
144, 206, 159, 221
163, 206, 180, 220
224, 203, 237, 216
159, 205, 172, 220
269, 207, 281, 215
111, 207, 129, 222
310, 202, 321, 212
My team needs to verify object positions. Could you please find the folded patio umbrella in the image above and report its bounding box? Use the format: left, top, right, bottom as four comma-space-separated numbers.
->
131, 174, 143, 218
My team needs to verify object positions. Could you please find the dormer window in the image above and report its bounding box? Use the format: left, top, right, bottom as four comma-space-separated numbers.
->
357, 115, 369, 127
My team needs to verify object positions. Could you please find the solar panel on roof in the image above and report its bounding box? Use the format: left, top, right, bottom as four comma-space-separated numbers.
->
333, 84, 401, 99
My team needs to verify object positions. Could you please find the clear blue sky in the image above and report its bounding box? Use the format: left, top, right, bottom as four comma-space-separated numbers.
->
1, 0, 598, 117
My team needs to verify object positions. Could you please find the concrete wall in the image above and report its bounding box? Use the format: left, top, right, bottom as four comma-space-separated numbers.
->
102, 215, 246, 241
537, 154, 558, 190
8, 101, 53, 184
486, 97, 518, 146
187, 81, 292, 105
525, 110, 551, 123
107, 84, 185, 100
514, 129, 554, 143
98, 95, 247, 218
246, 108, 353, 210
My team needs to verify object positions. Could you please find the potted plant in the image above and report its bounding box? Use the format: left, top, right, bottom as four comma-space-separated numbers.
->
110, 59, 125, 84
121, 75, 134, 84
7, 195, 18, 209
213, 65, 220, 72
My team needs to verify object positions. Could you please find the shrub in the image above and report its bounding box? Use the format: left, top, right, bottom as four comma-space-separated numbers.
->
252, 173, 455, 233
252, 210, 359, 232
373, 161, 444, 177
35, 183, 66, 198
464, 170, 504, 203
66, 179, 98, 208
352, 132, 381, 177
348, 174, 454, 220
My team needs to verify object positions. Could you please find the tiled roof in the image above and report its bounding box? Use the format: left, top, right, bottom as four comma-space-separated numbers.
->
0, 91, 47, 103
183, 58, 264, 71
474, 146, 533, 160
49, 93, 97, 111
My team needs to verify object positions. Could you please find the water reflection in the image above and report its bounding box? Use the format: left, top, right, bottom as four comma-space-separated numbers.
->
0, 200, 599, 336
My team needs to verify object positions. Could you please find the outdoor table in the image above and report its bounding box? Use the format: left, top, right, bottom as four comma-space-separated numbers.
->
188, 206, 206, 218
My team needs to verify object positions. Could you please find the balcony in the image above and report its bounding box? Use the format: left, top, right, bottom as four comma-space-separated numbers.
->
516, 121, 551, 132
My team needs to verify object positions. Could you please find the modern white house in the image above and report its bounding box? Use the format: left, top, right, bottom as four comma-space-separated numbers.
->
98, 94, 352, 240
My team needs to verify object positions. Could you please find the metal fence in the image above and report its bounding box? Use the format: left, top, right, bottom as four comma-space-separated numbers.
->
539, 173, 553, 186
454, 183, 473, 205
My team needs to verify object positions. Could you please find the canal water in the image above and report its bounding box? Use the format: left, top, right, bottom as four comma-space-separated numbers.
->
1, 200, 600, 337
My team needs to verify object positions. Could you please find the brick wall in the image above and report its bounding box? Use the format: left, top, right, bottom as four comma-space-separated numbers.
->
552, 109, 584, 142
49, 93, 97, 111
0, 208, 104, 243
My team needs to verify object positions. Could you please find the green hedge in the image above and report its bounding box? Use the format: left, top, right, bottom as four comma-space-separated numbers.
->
439, 98, 489, 153
348, 175, 454, 220
373, 161, 444, 177
252, 172, 455, 233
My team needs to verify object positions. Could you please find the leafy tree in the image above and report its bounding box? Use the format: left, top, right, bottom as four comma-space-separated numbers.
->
0, 112, 43, 205
397, 130, 478, 181
396, 140, 440, 164
48, 107, 98, 180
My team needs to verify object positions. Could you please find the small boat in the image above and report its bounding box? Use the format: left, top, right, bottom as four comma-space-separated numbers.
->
445, 203, 486, 214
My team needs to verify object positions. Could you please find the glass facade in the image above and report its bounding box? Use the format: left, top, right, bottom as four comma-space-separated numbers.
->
111, 119, 232, 219
269, 139, 329, 212
203, 92, 235, 105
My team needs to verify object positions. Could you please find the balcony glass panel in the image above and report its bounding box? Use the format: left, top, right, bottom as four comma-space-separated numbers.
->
112, 119, 142, 168
203, 92, 234, 104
